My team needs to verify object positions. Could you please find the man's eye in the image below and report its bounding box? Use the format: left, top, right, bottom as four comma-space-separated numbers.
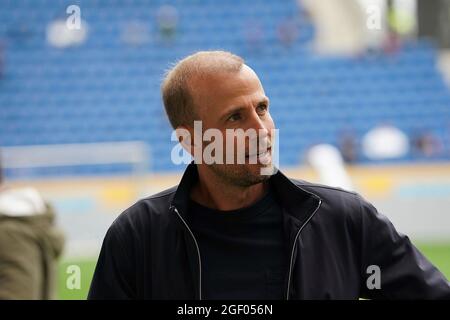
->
256, 104, 268, 114
228, 113, 241, 122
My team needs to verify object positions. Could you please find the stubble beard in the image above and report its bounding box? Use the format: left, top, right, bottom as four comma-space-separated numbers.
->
208, 162, 272, 188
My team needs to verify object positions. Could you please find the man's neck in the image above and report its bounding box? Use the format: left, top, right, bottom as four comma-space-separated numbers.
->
191, 167, 268, 211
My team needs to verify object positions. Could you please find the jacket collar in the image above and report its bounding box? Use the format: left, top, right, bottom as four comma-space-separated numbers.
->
170, 162, 322, 226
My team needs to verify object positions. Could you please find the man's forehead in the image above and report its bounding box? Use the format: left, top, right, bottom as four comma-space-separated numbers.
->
189, 64, 263, 102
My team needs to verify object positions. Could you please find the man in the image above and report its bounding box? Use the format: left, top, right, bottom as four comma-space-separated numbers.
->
0, 151, 65, 299
88, 51, 450, 299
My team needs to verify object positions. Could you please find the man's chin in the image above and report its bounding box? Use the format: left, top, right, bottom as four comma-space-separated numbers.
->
237, 171, 270, 187
242, 163, 274, 183
208, 162, 272, 187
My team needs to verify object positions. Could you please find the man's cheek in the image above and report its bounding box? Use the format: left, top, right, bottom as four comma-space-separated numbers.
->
267, 118, 276, 132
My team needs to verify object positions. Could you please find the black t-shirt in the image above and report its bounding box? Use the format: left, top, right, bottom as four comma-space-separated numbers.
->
187, 188, 287, 300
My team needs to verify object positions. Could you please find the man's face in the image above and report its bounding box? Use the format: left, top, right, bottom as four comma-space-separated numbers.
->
188, 65, 276, 187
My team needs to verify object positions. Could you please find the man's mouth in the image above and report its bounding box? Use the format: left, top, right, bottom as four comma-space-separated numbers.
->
245, 147, 272, 163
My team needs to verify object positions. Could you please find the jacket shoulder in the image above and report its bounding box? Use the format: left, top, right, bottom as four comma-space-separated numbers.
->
291, 178, 358, 200
108, 185, 178, 236
144, 185, 178, 201
289, 178, 370, 220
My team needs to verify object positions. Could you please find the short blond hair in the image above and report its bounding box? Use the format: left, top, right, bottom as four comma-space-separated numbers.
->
161, 50, 244, 128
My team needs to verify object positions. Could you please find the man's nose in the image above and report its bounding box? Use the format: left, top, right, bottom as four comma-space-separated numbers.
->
247, 111, 270, 147
248, 111, 268, 133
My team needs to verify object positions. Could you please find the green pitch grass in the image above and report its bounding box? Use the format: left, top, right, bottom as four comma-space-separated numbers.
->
57, 258, 97, 300
57, 242, 450, 300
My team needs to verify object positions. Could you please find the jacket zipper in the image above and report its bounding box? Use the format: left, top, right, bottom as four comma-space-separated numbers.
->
285, 199, 322, 300
173, 206, 203, 300
173, 197, 321, 301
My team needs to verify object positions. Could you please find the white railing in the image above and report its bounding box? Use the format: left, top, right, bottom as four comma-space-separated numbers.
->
0, 141, 150, 177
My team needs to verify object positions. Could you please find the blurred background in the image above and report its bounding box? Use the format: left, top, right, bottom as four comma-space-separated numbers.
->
0, 0, 449, 299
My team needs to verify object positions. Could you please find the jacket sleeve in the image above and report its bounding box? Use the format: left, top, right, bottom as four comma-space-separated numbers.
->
0, 221, 43, 299
358, 196, 450, 299
88, 221, 136, 300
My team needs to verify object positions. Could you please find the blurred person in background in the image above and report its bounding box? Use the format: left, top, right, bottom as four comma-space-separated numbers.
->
277, 16, 299, 48
411, 130, 444, 159
383, 0, 416, 56
0, 151, 65, 299
338, 128, 358, 164
156, 4, 179, 44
